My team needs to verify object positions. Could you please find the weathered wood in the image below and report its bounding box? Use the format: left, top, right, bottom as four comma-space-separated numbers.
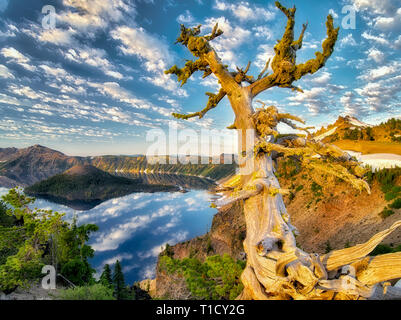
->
321, 221, 401, 271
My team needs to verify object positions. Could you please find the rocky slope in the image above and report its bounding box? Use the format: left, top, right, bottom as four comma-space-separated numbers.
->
148, 163, 401, 299
0, 145, 82, 186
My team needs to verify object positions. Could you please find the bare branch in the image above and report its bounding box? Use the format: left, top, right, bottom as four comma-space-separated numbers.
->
232, 61, 255, 84
257, 58, 271, 80
292, 22, 308, 50
172, 88, 226, 120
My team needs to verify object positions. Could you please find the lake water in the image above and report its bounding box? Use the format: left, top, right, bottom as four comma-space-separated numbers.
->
0, 187, 217, 285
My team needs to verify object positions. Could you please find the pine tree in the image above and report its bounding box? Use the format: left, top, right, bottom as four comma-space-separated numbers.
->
99, 264, 113, 288
112, 260, 126, 300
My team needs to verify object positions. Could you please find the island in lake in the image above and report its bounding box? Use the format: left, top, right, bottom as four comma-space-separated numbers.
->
25, 164, 179, 210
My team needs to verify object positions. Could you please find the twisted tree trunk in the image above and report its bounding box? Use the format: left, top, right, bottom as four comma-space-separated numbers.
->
216, 88, 401, 300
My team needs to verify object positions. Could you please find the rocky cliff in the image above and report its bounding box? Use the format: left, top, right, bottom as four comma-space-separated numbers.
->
148, 163, 401, 299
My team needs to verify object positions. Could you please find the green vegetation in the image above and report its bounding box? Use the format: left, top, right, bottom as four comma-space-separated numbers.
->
278, 158, 301, 179
159, 254, 246, 300
113, 260, 132, 300
380, 208, 395, 219
325, 241, 332, 254
0, 188, 98, 293
371, 244, 401, 256
99, 264, 113, 288
389, 198, 401, 209
311, 182, 323, 198
57, 284, 115, 300
366, 167, 401, 218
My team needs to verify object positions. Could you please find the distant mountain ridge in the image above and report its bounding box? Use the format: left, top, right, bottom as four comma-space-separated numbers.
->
0, 145, 236, 187
313, 116, 400, 143
312, 116, 401, 156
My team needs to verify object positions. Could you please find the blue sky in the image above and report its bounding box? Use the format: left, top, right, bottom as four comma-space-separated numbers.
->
0, 0, 400, 156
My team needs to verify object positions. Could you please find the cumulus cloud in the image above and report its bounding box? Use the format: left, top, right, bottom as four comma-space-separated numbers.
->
0, 47, 36, 72
361, 32, 390, 46
60, 0, 135, 34
358, 60, 401, 81
288, 87, 330, 115
0, 64, 14, 79
366, 48, 385, 63
110, 25, 187, 96
339, 34, 357, 48
254, 44, 274, 70
176, 10, 195, 24
214, 0, 275, 21
203, 16, 251, 68
351, 0, 401, 31
63, 46, 123, 79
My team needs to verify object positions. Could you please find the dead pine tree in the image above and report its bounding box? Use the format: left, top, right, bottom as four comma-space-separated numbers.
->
165, 1, 401, 300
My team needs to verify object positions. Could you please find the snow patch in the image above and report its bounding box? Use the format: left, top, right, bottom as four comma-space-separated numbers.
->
345, 151, 401, 171
315, 126, 337, 141
348, 117, 370, 128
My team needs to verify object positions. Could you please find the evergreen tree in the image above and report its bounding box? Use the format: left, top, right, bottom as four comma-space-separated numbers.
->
112, 260, 127, 300
99, 264, 113, 288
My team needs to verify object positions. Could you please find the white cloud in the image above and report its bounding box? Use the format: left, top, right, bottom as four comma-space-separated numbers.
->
254, 44, 274, 70
37, 28, 77, 46
309, 71, 332, 85
329, 9, 339, 19
0, 93, 20, 106
92, 205, 178, 251
351, 0, 401, 31
214, 0, 275, 21
111, 25, 187, 95
63, 47, 123, 79
359, 61, 401, 81
60, 0, 134, 33
288, 87, 329, 115
111, 26, 172, 73
177, 10, 195, 24
204, 16, 251, 67
252, 26, 273, 39
366, 48, 385, 63
0, 47, 36, 72
352, 0, 398, 15
361, 32, 390, 46
339, 34, 357, 48
0, 64, 14, 79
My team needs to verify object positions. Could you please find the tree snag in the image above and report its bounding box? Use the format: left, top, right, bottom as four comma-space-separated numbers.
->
165, 1, 401, 300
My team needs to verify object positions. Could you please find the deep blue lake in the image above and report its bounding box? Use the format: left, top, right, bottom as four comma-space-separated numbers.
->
0, 187, 217, 285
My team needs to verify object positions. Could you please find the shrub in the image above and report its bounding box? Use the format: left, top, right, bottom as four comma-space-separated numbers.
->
57, 284, 115, 300
389, 198, 401, 209
160, 254, 245, 300
371, 244, 401, 256
380, 208, 395, 218
295, 185, 304, 192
